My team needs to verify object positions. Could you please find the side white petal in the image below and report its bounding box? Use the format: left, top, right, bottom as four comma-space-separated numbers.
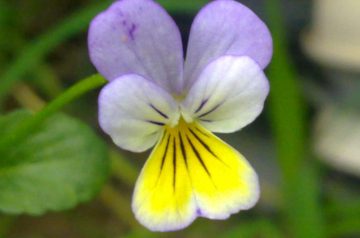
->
182, 56, 269, 133
99, 74, 179, 152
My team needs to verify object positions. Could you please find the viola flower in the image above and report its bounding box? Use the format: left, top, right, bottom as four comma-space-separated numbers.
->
88, 0, 272, 232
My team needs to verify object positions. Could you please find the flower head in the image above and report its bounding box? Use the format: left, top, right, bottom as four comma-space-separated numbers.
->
88, 0, 272, 232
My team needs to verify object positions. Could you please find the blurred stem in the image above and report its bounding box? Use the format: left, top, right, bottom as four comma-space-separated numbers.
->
0, 74, 106, 150
100, 184, 140, 229
325, 199, 360, 220
265, 1, 325, 238
110, 149, 138, 187
0, 216, 15, 238
325, 199, 360, 237
327, 218, 360, 238
12, 83, 46, 112
224, 219, 283, 238
32, 64, 64, 99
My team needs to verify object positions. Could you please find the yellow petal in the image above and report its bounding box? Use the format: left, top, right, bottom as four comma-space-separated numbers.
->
132, 119, 259, 231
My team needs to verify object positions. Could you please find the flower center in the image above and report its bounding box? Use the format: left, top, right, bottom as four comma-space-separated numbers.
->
164, 116, 192, 135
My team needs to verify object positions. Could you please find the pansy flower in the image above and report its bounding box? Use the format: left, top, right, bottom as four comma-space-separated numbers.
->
88, 0, 272, 232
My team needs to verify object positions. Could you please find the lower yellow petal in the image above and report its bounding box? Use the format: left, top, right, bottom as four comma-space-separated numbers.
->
183, 122, 259, 219
132, 129, 196, 231
132, 119, 259, 231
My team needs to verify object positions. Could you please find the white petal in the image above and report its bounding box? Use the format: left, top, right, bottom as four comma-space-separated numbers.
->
182, 56, 269, 133
99, 74, 179, 152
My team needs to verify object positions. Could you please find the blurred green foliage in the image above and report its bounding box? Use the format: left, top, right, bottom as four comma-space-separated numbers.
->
265, 1, 325, 237
0, 110, 109, 215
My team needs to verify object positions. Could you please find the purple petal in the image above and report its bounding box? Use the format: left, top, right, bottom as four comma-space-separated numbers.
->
88, 0, 184, 93
184, 0, 272, 90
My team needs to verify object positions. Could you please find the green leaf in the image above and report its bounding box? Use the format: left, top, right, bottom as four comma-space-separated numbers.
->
0, 110, 109, 215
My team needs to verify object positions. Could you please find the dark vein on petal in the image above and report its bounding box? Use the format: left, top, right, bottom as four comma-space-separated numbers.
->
195, 99, 208, 113
198, 102, 222, 118
158, 131, 166, 144
147, 120, 165, 126
199, 119, 212, 122
180, 133, 203, 207
186, 135, 211, 177
189, 129, 217, 158
195, 127, 209, 137
172, 136, 177, 192
149, 103, 168, 119
179, 133, 188, 169
160, 135, 171, 171
152, 134, 170, 191
189, 128, 230, 168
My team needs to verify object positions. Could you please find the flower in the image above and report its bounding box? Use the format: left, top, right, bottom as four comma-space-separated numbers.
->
88, 0, 272, 232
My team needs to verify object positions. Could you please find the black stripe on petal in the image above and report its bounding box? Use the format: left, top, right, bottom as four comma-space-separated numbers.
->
186, 135, 211, 177
199, 119, 212, 123
149, 103, 168, 119
158, 131, 166, 144
172, 136, 177, 191
179, 132, 188, 169
147, 120, 165, 126
189, 128, 230, 168
160, 135, 171, 171
198, 103, 222, 118
189, 129, 218, 158
195, 127, 209, 137
195, 99, 208, 113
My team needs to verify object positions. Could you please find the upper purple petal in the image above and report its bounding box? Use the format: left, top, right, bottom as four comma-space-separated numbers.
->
88, 0, 184, 93
183, 0, 273, 90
